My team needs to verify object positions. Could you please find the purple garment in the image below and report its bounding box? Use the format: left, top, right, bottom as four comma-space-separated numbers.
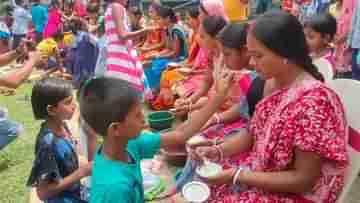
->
65, 32, 99, 88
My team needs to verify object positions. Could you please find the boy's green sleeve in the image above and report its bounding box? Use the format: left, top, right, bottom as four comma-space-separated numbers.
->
137, 132, 161, 159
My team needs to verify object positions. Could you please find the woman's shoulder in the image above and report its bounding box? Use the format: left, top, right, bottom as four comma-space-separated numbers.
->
300, 81, 339, 100
293, 81, 345, 114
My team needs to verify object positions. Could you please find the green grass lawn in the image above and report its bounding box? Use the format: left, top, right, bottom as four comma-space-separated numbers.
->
0, 83, 41, 203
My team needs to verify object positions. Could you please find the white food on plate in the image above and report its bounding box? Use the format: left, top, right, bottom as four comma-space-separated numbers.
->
182, 182, 210, 202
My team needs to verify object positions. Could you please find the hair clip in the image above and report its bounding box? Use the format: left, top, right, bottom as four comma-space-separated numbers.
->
81, 76, 100, 97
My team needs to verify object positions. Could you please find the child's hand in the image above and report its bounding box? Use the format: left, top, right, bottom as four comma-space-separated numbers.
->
215, 71, 234, 98
174, 98, 191, 115
78, 160, 92, 178
191, 145, 219, 162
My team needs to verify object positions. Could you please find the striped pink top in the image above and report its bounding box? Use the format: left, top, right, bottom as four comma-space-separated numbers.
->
104, 4, 144, 91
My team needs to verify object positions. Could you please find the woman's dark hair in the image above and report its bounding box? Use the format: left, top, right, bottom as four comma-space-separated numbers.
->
202, 16, 227, 37
87, 3, 99, 14
156, 5, 177, 23
80, 78, 141, 136
31, 78, 73, 120
188, 6, 200, 19
304, 13, 337, 41
218, 22, 248, 49
252, 11, 324, 82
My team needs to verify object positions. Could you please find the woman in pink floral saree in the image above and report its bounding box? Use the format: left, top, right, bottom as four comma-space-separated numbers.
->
190, 11, 349, 203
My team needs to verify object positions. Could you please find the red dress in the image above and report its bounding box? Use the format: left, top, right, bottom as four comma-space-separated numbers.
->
207, 78, 349, 203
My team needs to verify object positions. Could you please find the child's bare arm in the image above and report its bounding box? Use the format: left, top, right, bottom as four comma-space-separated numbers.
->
160, 72, 234, 149
0, 52, 39, 88
203, 103, 242, 129
36, 162, 92, 201
0, 50, 21, 67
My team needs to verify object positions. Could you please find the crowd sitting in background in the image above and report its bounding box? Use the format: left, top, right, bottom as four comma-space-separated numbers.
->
0, 0, 359, 202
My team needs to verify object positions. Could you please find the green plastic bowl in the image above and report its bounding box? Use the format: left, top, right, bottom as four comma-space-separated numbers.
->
147, 111, 175, 131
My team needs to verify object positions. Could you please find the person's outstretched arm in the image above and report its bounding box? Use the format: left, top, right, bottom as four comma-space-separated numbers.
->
0, 52, 39, 89
0, 50, 21, 67
160, 72, 234, 149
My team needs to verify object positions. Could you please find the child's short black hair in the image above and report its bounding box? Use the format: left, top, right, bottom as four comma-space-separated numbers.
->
79, 78, 141, 136
31, 78, 73, 120
305, 13, 337, 41
87, 3, 99, 14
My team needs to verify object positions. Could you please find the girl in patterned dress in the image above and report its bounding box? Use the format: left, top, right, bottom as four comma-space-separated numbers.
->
27, 78, 91, 203
191, 11, 348, 203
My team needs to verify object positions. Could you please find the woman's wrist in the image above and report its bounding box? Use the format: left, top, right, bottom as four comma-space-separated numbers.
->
233, 166, 250, 186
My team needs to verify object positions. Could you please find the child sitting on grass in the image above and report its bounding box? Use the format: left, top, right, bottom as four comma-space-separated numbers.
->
79, 75, 233, 203
27, 77, 91, 203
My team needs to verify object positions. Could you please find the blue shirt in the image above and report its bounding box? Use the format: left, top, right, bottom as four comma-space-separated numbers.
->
349, 1, 360, 49
90, 132, 161, 203
31, 4, 48, 33
27, 122, 87, 203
